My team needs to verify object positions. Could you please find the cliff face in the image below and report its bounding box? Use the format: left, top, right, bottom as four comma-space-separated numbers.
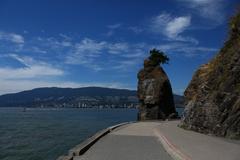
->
137, 59, 177, 120
181, 12, 240, 139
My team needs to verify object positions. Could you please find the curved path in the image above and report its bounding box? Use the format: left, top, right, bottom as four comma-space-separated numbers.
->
74, 122, 172, 160
60, 121, 240, 160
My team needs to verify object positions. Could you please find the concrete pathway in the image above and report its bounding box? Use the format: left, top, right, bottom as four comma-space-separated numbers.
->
67, 121, 240, 160
74, 122, 173, 160
155, 121, 240, 160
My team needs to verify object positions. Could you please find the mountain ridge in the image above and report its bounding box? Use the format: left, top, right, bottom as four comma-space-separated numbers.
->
0, 87, 183, 108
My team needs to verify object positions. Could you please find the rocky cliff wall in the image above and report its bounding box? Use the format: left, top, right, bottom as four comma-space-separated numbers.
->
181, 11, 240, 139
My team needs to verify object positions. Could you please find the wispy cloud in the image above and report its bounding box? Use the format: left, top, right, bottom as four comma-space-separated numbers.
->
65, 54, 103, 71
65, 38, 107, 71
64, 38, 148, 71
30, 47, 47, 54
165, 16, 191, 38
112, 59, 142, 71
0, 30, 219, 95
0, 31, 24, 44
150, 13, 197, 44
59, 33, 72, 41
107, 23, 122, 29
74, 38, 107, 54
65, 39, 124, 63
177, 0, 225, 25
128, 26, 144, 34
105, 30, 114, 37
44, 37, 72, 48
105, 23, 122, 37
108, 42, 129, 54
0, 54, 64, 79
0, 29, 218, 76
154, 42, 218, 57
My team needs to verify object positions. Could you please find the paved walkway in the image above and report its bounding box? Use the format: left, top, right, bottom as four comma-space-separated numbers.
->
72, 121, 240, 160
155, 121, 240, 160
74, 122, 172, 160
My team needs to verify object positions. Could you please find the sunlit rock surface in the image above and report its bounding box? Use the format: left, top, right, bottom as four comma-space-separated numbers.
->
181, 11, 240, 139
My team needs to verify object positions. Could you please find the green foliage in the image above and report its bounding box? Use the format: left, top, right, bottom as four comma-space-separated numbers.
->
149, 48, 169, 66
229, 8, 240, 34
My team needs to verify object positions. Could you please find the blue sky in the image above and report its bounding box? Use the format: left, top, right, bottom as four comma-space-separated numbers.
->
0, 0, 238, 95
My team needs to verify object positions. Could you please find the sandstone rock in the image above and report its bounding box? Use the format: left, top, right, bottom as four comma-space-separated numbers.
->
137, 59, 177, 120
181, 11, 240, 139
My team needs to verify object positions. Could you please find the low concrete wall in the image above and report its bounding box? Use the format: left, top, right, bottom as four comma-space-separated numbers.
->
57, 122, 133, 160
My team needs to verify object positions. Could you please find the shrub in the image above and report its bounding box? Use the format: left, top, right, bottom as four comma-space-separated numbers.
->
149, 48, 169, 66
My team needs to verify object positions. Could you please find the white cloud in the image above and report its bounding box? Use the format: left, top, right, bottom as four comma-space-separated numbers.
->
128, 26, 144, 34
65, 54, 103, 71
0, 32, 24, 44
105, 23, 122, 36
0, 66, 63, 79
0, 29, 216, 75
37, 37, 72, 50
2, 34, 145, 73
150, 13, 171, 33
59, 33, 72, 41
31, 47, 47, 54
105, 30, 114, 37
121, 51, 144, 58
10, 34, 24, 44
165, 16, 191, 38
64, 38, 148, 72
0, 54, 64, 79
107, 23, 122, 29
108, 42, 129, 54
154, 42, 217, 56
177, 0, 225, 25
150, 13, 196, 43
65, 38, 108, 71
75, 38, 107, 54
112, 59, 141, 71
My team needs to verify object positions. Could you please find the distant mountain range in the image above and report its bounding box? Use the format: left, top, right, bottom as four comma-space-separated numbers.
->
0, 87, 184, 108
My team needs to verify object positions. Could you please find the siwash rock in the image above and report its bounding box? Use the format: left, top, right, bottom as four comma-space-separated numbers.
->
137, 58, 177, 120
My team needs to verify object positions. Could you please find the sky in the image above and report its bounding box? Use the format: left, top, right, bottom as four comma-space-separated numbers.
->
0, 0, 239, 95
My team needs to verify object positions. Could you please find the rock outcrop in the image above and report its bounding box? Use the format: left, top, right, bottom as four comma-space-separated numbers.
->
181, 11, 240, 139
137, 58, 177, 120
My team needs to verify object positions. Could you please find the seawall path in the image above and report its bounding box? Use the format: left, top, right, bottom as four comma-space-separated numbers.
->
57, 120, 240, 160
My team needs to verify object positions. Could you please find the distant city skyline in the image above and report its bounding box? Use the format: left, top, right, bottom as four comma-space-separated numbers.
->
0, 0, 238, 95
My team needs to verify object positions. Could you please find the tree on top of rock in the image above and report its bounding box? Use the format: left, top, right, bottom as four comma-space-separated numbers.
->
149, 49, 169, 66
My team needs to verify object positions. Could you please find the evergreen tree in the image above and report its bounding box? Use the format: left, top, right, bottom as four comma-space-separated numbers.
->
149, 48, 169, 66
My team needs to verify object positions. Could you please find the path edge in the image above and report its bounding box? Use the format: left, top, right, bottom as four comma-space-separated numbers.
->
154, 128, 192, 160
56, 121, 134, 160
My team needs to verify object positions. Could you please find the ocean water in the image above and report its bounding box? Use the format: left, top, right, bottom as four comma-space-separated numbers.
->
0, 107, 184, 160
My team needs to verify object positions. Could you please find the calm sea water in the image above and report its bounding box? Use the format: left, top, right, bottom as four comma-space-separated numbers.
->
0, 107, 184, 160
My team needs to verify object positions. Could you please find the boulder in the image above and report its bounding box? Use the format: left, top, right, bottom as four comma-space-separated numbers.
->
137, 59, 177, 120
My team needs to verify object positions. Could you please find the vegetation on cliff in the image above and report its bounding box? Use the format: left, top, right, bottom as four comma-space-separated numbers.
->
149, 49, 169, 66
